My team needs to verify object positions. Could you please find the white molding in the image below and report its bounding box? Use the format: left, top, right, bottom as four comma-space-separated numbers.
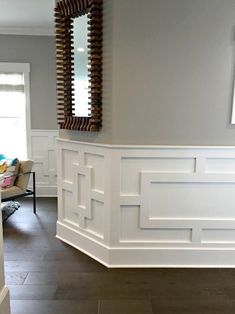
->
57, 140, 235, 267
30, 129, 58, 197
0, 286, 10, 314
57, 223, 235, 268
35, 186, 57, 198
57, 138, 235, 150
57, 222, 110, 267
139, 172, 235, 229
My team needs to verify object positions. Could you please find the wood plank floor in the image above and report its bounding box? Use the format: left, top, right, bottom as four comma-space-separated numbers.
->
3, 198, 235, 314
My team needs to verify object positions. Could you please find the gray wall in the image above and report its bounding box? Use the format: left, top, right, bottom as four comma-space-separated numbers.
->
0, 35, 57, 129
61, 0, 235, 145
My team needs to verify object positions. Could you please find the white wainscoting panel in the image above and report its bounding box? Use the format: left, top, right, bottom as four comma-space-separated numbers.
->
30, 130, 58, 196
57, 139, 235, 267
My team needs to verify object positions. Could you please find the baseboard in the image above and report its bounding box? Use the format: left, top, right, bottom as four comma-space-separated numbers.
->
108, 248, 235, 268
0, 286, 10, 314
57, 221, 235, 268
29, 185, 57, 197
57, 221, 110, 267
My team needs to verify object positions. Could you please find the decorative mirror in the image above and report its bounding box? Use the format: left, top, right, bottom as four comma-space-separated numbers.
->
55, 0, 102, 131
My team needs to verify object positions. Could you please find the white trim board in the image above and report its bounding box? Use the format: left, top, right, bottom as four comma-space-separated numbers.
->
57, 139, 235, 267
57, 138, 235, 150
57, 223, 235, 268
0, 286, 10, 314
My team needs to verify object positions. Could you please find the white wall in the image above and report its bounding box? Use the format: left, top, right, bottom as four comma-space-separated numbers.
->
60, 0, 235, 145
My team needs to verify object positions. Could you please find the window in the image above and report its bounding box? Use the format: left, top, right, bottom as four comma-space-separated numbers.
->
0, 63, 31, 159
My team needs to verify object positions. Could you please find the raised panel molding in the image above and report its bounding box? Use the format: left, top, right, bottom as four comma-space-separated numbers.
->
139, 172, 235, 230
57, 139, 235, 267
57, 142, 106, 241
73, 163, 92, 228
30, 130, 58, 196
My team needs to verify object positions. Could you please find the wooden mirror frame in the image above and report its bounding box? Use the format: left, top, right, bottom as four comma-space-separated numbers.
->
55, 0, 102, 131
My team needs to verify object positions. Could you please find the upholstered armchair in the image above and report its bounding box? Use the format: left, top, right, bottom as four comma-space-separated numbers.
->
1, 160, 36, 214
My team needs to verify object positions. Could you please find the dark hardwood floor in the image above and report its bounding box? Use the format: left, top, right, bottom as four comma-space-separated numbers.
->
3, 198, 235, 314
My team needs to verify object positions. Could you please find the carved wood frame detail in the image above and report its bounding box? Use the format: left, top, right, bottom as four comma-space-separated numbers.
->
55, 0, 102, 131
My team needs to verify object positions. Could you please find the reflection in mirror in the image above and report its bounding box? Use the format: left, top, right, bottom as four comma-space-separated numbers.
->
232, 74, 235, 123
72, 14, 90, 117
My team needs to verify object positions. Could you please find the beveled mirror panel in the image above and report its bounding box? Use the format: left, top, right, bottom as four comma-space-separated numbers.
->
55, 0, 102, 131
73, 14, 90, 117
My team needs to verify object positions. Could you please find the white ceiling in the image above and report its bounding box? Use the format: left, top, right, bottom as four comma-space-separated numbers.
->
0, 0, 55, 36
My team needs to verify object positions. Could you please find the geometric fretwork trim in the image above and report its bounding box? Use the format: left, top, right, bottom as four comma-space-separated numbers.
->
140, 172, 235, 229
120, 171, 235, 243
73, 163, 92, 228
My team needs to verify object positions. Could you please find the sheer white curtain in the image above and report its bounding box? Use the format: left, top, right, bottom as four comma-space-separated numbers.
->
0, 72, 27, 159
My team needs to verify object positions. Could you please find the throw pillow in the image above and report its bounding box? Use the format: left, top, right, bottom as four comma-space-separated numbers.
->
0, 154, 5, 161
0, 157, 20, 189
